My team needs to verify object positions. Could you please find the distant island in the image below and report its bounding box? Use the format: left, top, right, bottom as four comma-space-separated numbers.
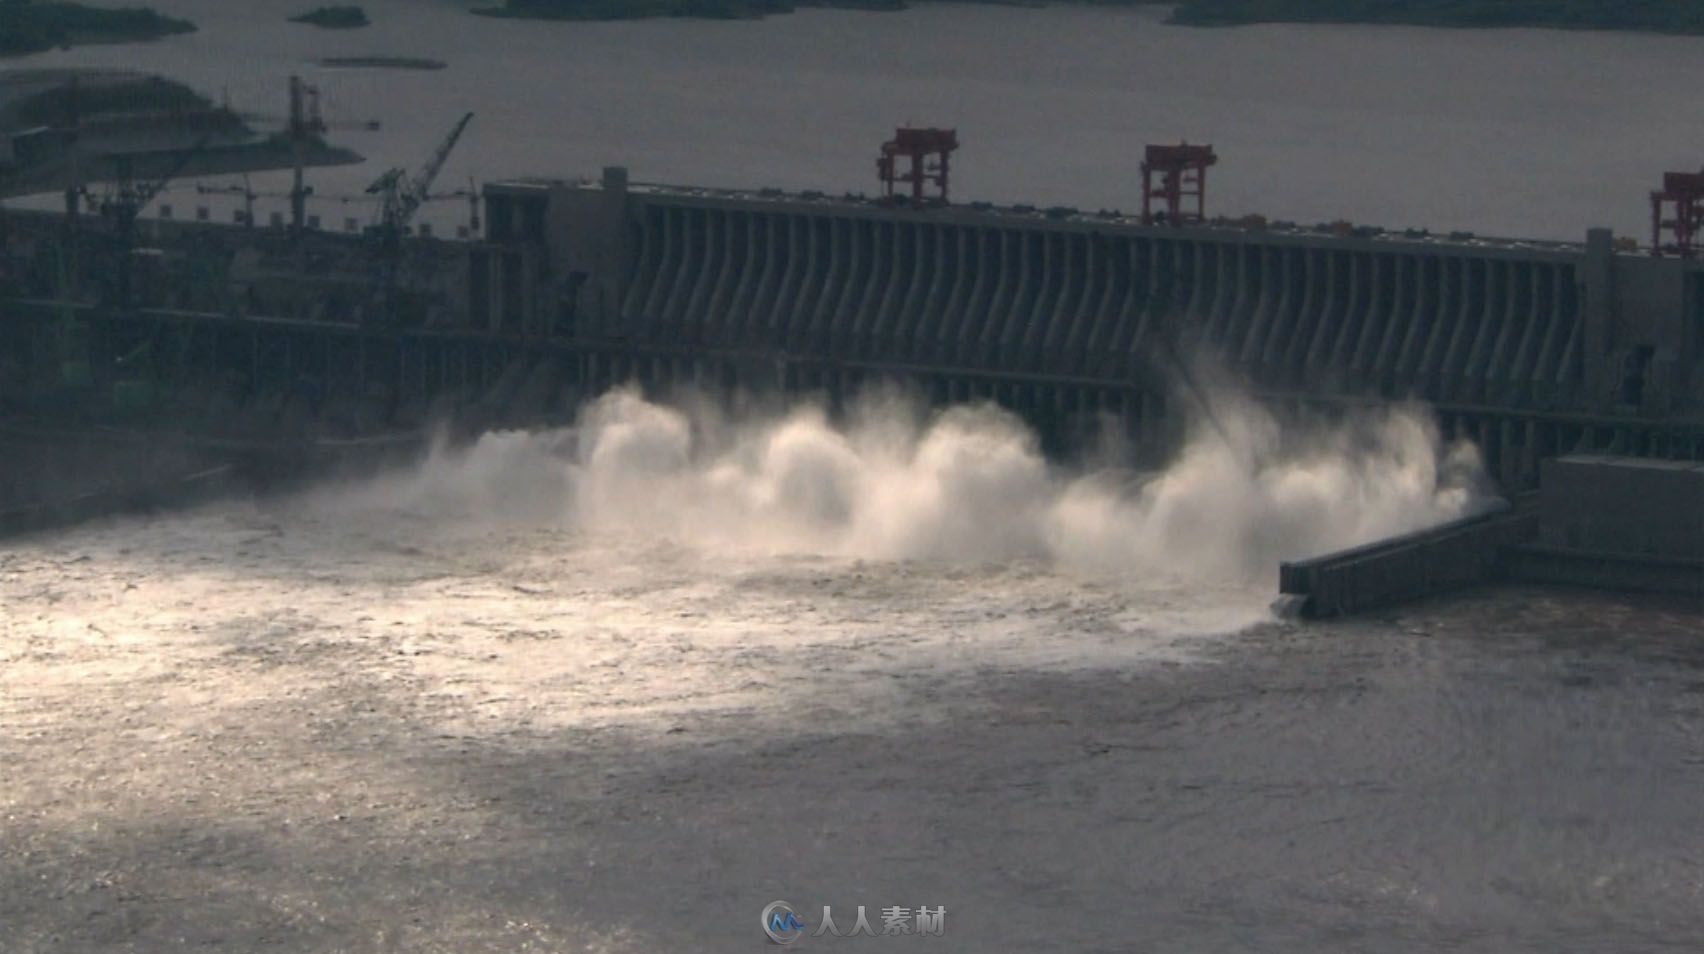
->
0, 70, 364, 200
1164, 0, 1704, 33
477, 0, 899, 21
288, 5, 370, 28
317, 55, 446, 70
0, 0, 195, 56
1, 73, 216, 127
478, 0, 1704, 32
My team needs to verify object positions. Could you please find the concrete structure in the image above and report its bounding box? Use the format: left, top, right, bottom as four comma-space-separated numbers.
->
7, 168, 1704, 603
1279, 498, 1538, 618
9, 166, 1704, 493
1502, 545, 1704, 598
1536, 455, 1704, 558
1283, 456, 1704, 614
468, 167, 1704, 484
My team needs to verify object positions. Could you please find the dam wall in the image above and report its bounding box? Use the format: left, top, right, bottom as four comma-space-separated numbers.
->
483, 169, 1704, 429
1280, 497, 1539, 617
1282, 457, 1704, 614
9, 167, 1704, 491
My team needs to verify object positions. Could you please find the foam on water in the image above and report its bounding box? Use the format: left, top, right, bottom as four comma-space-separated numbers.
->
210, 385, 1489, 732
382, 385, 1490, 584
3, 386, 1494, 744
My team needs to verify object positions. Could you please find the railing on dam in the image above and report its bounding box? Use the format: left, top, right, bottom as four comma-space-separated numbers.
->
606, 194, 1585, 412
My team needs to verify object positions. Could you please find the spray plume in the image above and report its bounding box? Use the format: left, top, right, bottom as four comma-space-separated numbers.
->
387, 384, 1491, 584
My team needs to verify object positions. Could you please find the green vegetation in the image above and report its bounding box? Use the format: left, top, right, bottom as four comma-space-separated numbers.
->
1165, 0, 1704, 32
0, 0, 195, 56
288, 4, 370, 28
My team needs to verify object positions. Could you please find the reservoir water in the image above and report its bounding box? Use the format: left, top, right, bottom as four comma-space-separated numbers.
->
11, 0, 1704, 239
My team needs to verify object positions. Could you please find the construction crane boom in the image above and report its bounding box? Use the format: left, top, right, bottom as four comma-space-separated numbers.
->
280, 75, 380, 233
364, 112, 474, 325
412, 111, 473, 210
94, 133, 211, 312
100, 133, 213, 227
367, 111, 473, 236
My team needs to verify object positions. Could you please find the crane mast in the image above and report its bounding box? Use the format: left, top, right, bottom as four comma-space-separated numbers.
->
368, 111, 474, 240
364, 112, 475, 325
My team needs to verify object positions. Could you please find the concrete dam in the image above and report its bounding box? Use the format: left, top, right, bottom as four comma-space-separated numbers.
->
7, 154, 1704, 603
6, 160, 1704, 500
466, 166, 1704, 484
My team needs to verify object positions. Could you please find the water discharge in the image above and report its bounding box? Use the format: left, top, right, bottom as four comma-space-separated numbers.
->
8, 385, 1697, 954
383, 386, 1491, 584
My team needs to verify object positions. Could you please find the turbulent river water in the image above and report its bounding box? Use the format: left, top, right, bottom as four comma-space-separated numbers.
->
5, 390, 1703, 951
6, 4, 1704, 951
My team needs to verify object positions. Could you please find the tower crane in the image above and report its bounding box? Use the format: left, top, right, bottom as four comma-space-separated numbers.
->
364, 111, 474, 324
364, 111, 474, 244
424, 176, 482, 236
196, 174, 265, 227
229, 76, 381, 233
95, 134, 212, 310
285, 75, 380, 233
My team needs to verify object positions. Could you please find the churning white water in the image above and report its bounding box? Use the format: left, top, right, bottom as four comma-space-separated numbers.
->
381, 387, 1489, 583
12, 4, 1704, 945
12, 389, 1704, 954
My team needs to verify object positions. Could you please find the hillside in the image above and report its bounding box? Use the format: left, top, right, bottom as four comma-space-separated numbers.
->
481, 0, 900, 20
1165, 0, 1704, 32
480, 0, 1704, 31
0, 0, 195, 57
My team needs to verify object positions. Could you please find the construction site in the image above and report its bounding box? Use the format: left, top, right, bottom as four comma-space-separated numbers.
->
3, 86, 1702, 604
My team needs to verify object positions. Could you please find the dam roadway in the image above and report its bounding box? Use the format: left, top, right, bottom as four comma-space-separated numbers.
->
6, 165, 1704, 489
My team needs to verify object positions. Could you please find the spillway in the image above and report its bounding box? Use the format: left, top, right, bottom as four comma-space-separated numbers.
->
461, 168, 1704, 484
6, 165, 1704, 492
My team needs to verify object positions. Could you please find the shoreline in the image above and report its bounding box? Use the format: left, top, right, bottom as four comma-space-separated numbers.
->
472, 0, 1704, 36
6, 0, 1701, 40
0, 2, 195, 59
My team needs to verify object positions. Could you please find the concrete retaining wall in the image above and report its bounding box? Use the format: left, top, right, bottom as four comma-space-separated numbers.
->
1504, 544, 1704, 598
1279, 498, 1538, 617
1539, 455, 1704, 559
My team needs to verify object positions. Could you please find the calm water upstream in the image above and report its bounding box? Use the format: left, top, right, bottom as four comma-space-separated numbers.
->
9, 0, 1704, 239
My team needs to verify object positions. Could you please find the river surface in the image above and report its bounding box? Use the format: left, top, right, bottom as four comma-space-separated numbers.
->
5, 7, 1704, 952
4, 391, 1704, 952
9, 0, 1704, 239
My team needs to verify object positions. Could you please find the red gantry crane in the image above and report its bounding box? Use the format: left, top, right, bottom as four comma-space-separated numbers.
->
1141, 142, 1216, 226
877, 127, 958, 205
1650, 170, 1704, 258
